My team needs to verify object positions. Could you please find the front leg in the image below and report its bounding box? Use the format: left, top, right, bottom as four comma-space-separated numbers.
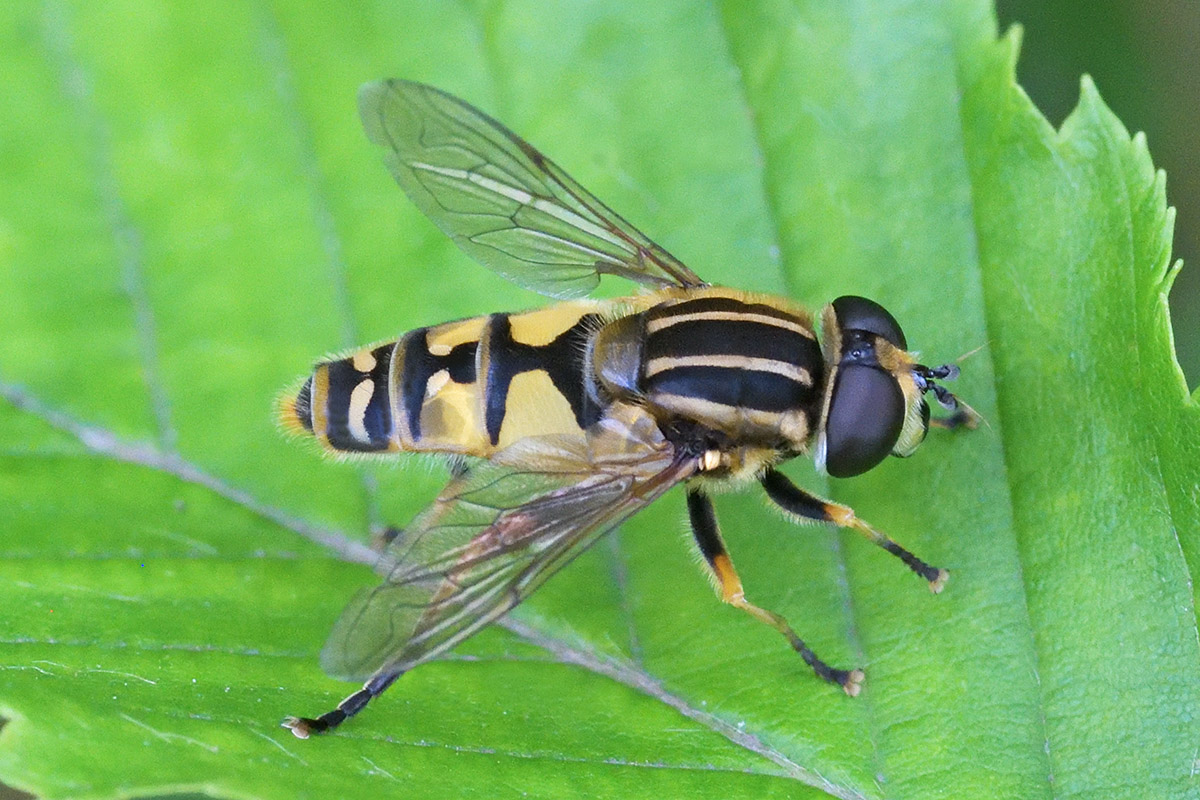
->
760, 469, 948, 592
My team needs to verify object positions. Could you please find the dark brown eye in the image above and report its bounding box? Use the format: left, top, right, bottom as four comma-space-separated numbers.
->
831, 296, 907, 349
824, 364, 905, 477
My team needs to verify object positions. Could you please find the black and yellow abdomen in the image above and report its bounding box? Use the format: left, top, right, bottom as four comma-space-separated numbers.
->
280, 300, 607, 457
282, 287, 826, 459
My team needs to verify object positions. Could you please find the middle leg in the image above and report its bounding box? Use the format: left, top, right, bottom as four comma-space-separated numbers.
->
686, 488, 863, 695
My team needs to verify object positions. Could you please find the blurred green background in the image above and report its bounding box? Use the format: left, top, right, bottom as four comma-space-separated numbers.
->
997, 0, 1199, 388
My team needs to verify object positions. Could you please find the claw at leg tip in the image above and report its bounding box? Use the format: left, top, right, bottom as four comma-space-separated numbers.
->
843, 669, 865, 697
929, 568, 949, 594
281, 716, 312, 739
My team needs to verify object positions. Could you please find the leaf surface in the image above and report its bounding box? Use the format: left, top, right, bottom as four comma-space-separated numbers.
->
1, 1, 1197, 799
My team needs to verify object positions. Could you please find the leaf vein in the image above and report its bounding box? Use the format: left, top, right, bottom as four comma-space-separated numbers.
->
0, 379, 376, 567
40, 0, 177, 452
254, 3, 382, 535
2, 369, 857, 794
499, 616, 866, 800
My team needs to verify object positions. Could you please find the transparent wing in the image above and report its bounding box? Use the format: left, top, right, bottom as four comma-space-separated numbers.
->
358, 79, 706, 298
321, 405, 697, 681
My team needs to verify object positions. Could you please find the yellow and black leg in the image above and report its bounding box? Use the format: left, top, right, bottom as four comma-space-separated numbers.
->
282, 670, 401, 738
760, 469, 948, 592
686, 488, 863, 696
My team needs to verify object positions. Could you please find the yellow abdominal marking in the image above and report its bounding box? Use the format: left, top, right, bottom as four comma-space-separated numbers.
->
347, 379, 375, 442
311, 366, 330, 445
497, 370, 581, 448
351, 350, 377, 372
507, 301, 602, 346
418, 378, 489, 453
425, 368, 450, 398
426, 317, 488, 353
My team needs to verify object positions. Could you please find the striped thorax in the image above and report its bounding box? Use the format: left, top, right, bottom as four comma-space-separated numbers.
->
590, 288, 821, 456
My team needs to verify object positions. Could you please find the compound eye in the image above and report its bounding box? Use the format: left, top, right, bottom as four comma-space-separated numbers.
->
831, 296, 907, 349
824, 364, 905, 477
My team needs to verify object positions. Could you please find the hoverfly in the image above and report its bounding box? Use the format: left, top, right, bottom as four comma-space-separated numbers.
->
279, 80, 977, 738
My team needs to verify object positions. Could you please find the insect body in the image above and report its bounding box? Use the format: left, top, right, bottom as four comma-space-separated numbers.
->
280, 80, 977, 738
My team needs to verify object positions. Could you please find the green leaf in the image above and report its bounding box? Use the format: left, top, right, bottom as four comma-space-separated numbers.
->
2, 1, 1197, 799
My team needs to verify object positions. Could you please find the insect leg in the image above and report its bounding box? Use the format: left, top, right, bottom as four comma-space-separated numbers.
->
282, 670, 402, 738
929, 404, 982, 430
371, 525, 403, 551
366, 457, 468, 552
760, 469, 948, 592
915, 364, 982, 431
686, 488, 863, 696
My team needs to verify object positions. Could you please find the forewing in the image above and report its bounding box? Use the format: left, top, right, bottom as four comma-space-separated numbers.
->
321, 411, 695, 681
358, 79, 705, 298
